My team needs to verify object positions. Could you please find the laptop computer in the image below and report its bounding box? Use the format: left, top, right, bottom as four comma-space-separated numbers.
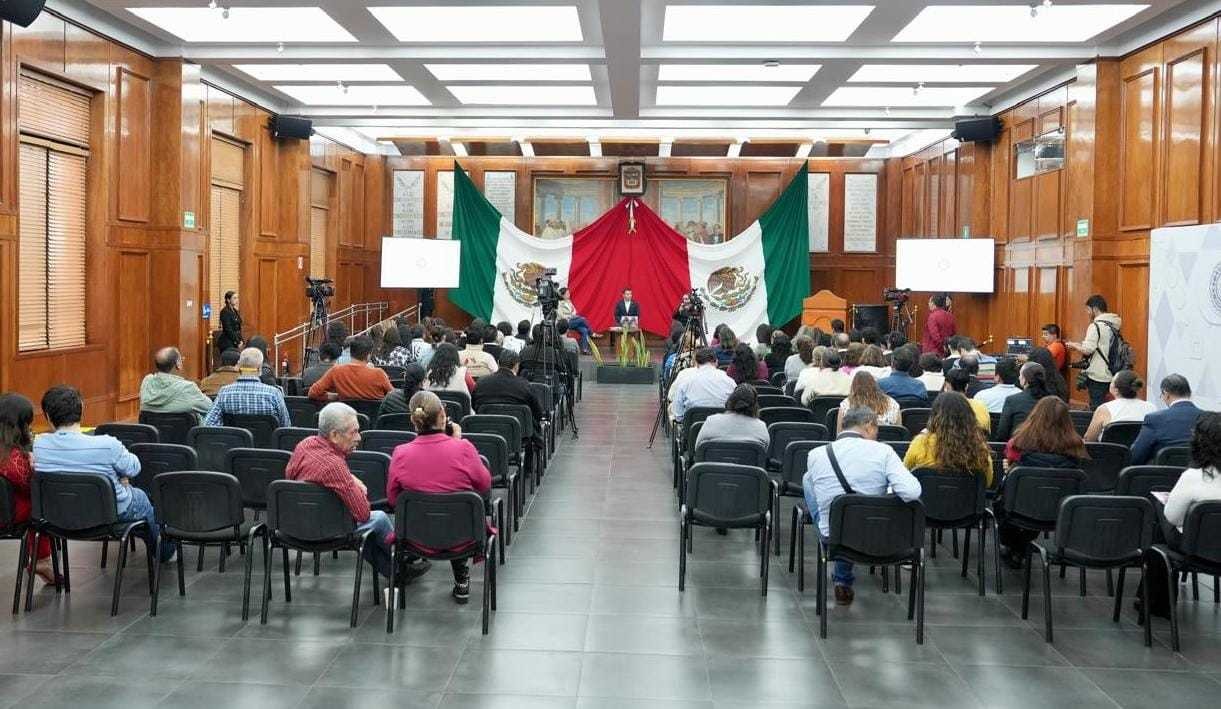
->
1006, 337, 1033, 356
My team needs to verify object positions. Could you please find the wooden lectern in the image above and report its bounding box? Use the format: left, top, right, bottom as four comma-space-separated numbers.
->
801, 290, 848, 331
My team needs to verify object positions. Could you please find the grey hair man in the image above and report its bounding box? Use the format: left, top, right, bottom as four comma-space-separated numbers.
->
203, 346, 291, 427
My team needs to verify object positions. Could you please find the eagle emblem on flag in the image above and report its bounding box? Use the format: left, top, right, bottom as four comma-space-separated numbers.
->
701, 266, 759, 312
501, 261, 548, 306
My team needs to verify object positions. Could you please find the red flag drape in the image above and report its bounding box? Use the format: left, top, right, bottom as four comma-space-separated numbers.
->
568, 198, 692, 336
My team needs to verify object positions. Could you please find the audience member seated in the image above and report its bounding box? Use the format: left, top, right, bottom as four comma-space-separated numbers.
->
1131, 374, 1203, 465
377, 363, 427, 420
501, 321, 526, 354
34, 386, 174, 562
713, 325, 738, 367
974, 357, 1021, 413
803, 405, 921, 605
996, 396, 1089, 567
554, 318, 579, 357
301, 342, 341, 393
411, 326, 436, 367
904, 392, 993, 487
245, 335, 280, 385
286, 403, 424, 585
371, 326, 415, 368
798, 349, 851, 405
833, 332, 851, 353
139, 346, 213, 417
425, 343, 476, 396
308, 335, 394, 403
958, 355, 993, 398
668, 347, 736, 423
482, 325, 505, 363
837, 371, 901, 433
328, 321, 353, 364
201, 348, 242, 397
1026, 347, 1070, 401
557, 288, 593, 355
204, 348, 291, 427
1041, 323, 1069, 377
945, 369, 991, 433
918, 354, 945, 393
459, 327, 499, 380
840, 343, 865, 376
472, 351, 546, 444
877, 346, 927, 404
785, 335, 814, 384
0, 393, 53, 583
695, 384, 770, 450
995, 362, 1058, 441
855, 345, 891, 380
1084, 369, 1156, 442
944, 336, 996, 381
764, 332, 792, 378
726, 343, 768, 384
387, 391, 491, 604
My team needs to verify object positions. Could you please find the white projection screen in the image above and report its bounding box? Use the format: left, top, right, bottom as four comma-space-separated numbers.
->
380, 237, 461, 288
895, 238, 995, 293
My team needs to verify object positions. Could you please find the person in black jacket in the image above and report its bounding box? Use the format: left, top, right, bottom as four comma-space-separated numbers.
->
217, 290, 244, 354
995, 362, 1055, 441
472, 350, 546, 445
245, 335, 280, 386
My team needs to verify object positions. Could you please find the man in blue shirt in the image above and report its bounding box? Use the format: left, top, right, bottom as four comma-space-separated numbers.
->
803, 406, 921, 605
877, 346, 927, 404
33, 386, 175, 562
974, 357, 1022, 413
668, 348, 736, 422
204, 348, 292, 427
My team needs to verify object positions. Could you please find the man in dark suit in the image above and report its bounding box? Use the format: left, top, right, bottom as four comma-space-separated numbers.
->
472, 350, 547, 452
1131, 374, 1202, 464
613, 287, 641, 326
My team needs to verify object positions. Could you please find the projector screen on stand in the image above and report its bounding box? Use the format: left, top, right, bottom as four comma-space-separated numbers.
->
380, 237, 461, 288
895, 238, 995, 293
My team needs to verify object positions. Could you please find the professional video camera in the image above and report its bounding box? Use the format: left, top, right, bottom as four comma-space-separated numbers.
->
681, 288, 705, 317
306, 276, 335, 303
535, 268, 560, 318
882, 287, 912, 304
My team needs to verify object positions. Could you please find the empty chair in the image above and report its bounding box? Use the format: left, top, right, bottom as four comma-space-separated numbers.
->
815, 495, 927, 643
1101, 421, 1144, 447
672, 406, 722, 491
341, 399, 382, 423
462, 414, 526, 492
758, 406, 813, 427
1069, 410, 1094, 437
355, 413, 371, 431
988, 412, 1002, 439
386, 491, 498, 634
225, 448, 291, 513
781, 440, 829, 567
900, 408, 932, 438
1025, 495, 1154, 644
222, 413, 280, 449
188, 426, 254, 472
528, 382, 559, 449
1115, 465, 1184, 499
435, 390, 472, 420
272, 427, 317, 453
679, 462, 773, 596
260, 480, 381, 628
360, 430, 417, 458
886, 440, 911, 461
129, 443, 198, 495
1155, 446, 1191, 468
877, 425, 912, 442
93, 423, 159, 448
464, 432, 516, 543
986, 442, 1007, 496
690, 439, 768, 504
479, 403, 542, 484
770, 372, 787, 387
138, 411, 198, 445
1082, 442, 1131, 493
348, 450, 392, 511
913, 468, 989, 595
825, 409, 839, 434
375, 413, 413, 432
284, 396, 319, 429
757, 394, 796, 409
754, 386, 784, 396
784, 381, 797, 399
150, 471, 267, 620
1151, 501, 1221, 651
993, 467, 1088, 594
807, 396, 846, 430
766, 422, 828, 471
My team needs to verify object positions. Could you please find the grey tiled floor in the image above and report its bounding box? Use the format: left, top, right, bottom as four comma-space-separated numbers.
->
2, 381, 1220, 708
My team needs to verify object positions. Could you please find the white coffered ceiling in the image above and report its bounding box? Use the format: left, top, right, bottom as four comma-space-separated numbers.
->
57, 0, 1213, 155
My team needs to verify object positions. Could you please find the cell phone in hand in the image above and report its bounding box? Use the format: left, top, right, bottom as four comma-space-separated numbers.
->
445, 418, 454, 436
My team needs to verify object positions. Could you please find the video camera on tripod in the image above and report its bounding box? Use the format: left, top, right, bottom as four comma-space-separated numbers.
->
535, 268, 560, 319
882, 287, 912, 305
306, 277, 335, 305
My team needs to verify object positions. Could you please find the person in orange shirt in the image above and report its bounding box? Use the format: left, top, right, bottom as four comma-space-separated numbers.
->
1041, 323, 1068, 376
307, 334, 394, 402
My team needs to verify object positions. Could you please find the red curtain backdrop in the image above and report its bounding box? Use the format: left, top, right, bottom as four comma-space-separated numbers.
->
568, 198, 692, 335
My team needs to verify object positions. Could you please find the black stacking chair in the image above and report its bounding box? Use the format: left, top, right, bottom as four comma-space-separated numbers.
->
758, 394, 796, 409
26, 474, 153, 616
926, 390, 941, 406
348, 450, 392, 512
679, 462, 773, 596
816, 495, 927, 643
673, 406, 722, 491
386, 490, 498, 634
766, 422, 828, 472
435, 390, 472, 419
223, 413, 279, 449
754, 385, 784, 396
188, 426, 254, 472
1154, 446, 1191, 468
261, 480, 381, 627
986, 442, 1007, 497
150, 471, 267, 620
375, 413, 413, 432
1025, 495, 1154, 644
771, 372, 787, 387
992, 466, 1088, 594
877, 425, 911, 442
689, 439, 768, 512
3, 479, 33, 615
528, 382, 559, 448
896, 396, 930, 410
759, 406, 814, 427
825, 409, 839, 434
279, 377, 302, 397
129, 443, 198, 495
463, 414, 527, 493
359, 430, 416, 458
784, 381, 797, 399
341, 399, 382, 423
1082, 442, 1131, 493
1151, 501, 1221, 651
225, 448, 290, 515
355, 413, 371, 431
377, 365, 406, 382
913, 468, 990, 596
138, 411, 198, 445
900, 408, 932, 438
885, 440, 911, 460
988, 412, 1002, 439
94, 423, 159, 448
284, 396, 319, 428
480, 403, 543, 483
807, 396, 846, 429
465, 432, 516, 545
781, 440, 829, 571
1068, 410, 1094, 437
1100, 421, 1143, 447
272, 427, 317, 452
1115, 465, 1184, 498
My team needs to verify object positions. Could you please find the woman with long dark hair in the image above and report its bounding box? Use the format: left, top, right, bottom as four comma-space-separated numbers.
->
424, 343, 475, 395
836, 370, 901, 432
726, 343, 767, 384
0, 393, 54, 582
1026, 346, 1069, 401
904, 392, 993, 487
377, 363, 427, 420
216, 290, 243, 354
714, 326, 737, 366
765, 332, 792, 377
996, 361, 1054, 441
372, 326, 414, 368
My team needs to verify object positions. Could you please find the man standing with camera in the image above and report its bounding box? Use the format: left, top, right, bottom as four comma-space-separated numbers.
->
921, 293, 956, 355
1065, 294, 1123, 410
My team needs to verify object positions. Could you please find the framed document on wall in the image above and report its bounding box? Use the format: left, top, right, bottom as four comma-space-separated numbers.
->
392, 170, 424, 238
435, 170, 454, 239
483, 171, 517, 224
808, 171, 830, 253
843, 173, 878, 253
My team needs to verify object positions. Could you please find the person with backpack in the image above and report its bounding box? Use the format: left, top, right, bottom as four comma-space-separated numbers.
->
1066, 294, 1131, 410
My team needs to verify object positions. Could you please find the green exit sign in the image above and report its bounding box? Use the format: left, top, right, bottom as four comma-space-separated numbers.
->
183, 211, 196, 229
1075, 218, 1089, 238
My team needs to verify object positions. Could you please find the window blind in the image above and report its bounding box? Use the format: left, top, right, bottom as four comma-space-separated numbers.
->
18, 74, 90, 147
310, 206, 327, 279
18, 143, 47, 352
46, 151, 87, 350
209, 184, 242, 328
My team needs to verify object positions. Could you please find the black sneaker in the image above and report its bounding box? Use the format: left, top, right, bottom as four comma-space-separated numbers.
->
452, 580, 471, 605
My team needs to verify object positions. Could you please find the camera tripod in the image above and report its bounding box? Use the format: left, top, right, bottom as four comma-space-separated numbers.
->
647, 307, 707, 449
301, 294, 330, 371
534, 312, 580, 440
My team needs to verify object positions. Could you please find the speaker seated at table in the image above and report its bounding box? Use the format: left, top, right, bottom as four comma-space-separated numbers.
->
613, 287, 641, 326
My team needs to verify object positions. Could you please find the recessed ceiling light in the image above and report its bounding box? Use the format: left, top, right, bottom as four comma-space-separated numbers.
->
657, 64, 820, 82
848, 64, 1037, 83
823, 86, 993, 107
275, 84, 429, 106
368, 5, 582, 42
126, 6, 356, 42
448, 85, 597, 105
892, 4, 1148, 42
656, 85, 802, 106
662, 5, 874, 42
425, 64, 592, 82
235, 64, 404, 82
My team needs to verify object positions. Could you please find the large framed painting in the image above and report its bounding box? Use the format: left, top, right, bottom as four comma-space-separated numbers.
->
532, 176, 616, 238
645, 178, 729, 244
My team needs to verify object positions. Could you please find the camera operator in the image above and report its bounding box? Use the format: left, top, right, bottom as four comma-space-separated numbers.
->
921, 292, 956, 355
556, 287, 593, 355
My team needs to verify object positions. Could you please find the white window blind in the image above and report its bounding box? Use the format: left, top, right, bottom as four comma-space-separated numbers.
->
209, 184, 242, 328
309, 206, 327, 279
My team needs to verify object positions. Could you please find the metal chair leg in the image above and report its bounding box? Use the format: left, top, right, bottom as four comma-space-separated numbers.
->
1140, 562, 1152, 647
1040, 550, 1053, 643
12, 534, 28, 615
1112, 566, 1127, 623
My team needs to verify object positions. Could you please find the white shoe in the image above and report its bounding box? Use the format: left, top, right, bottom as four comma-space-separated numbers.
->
382, 587, 400, 607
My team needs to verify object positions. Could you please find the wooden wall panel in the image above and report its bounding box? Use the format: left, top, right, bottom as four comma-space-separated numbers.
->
1034, 171, 1061, 240
1160, 23, 1215, 226
1119, 49, 1161, 232
116, 251, 150, 401
116, 68, 151, 222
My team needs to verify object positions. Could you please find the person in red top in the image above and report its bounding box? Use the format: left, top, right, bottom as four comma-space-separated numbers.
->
0, 393, 54, 584
921, 293, 957, 355
1041, 323, 1069, 376
286, 402, 428, 583
307, 335, 394, 403
387, 391, 491, 605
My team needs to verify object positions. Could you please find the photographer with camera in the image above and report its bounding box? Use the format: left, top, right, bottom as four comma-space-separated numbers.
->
921, 292, 956, 355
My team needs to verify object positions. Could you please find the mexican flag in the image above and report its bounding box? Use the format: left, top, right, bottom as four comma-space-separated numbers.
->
449, 162, 809, 340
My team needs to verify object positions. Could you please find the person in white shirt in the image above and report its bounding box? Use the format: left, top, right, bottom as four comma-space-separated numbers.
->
802, 405, 922, 605
460, 326, 499, 380
1083, 369, 1157, 442
497, 322, 524, 354
1162, 412, 1221, 531
917, 353, 945, 393
854, 345, 892, 380
974, 357, 1023, 413
798, 349, 852, 406
669, 347, 736, 422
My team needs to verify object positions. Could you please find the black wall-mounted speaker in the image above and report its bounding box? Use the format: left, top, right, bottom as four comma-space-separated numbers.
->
952, 116, 1003, 143
271, 115, 313, 140
0, 0, 47, 27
